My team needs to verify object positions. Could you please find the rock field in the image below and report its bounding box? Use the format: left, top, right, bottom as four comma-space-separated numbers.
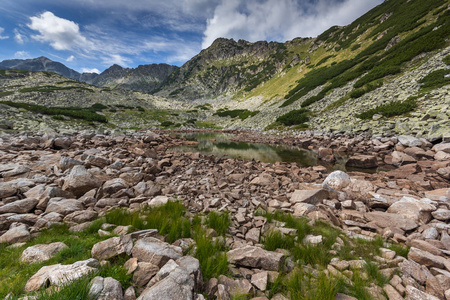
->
0, 130, 449, 299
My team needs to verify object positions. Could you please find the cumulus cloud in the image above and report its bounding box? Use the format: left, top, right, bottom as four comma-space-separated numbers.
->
14, 51, 30, 59
0, 27, 9, 40
28, 11, 92, 51
81, 67, 100, 74
66, 55, 75, 62
202, 0, 383, 48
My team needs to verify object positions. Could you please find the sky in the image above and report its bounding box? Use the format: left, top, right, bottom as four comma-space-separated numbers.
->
0, 0, 383, 74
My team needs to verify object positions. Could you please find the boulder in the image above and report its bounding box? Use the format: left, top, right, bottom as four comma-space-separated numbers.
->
435, 151, 450, 161
0, 223, 30, 244
387, 196, 436, 224
345, 155, 378, 169
322, 171, 351, 190
433, 143, 450, 153
227, 245, 285, 271
425, 189, 450, 202
21, 242, 68, 263
406, 285, 440, 300
132, 237, 182, 267
133, 262, 159, 287
402, 259, 432, 285
91, 235, 133, 260
0, 198, 38, 214
365, 211, 418, 231
289, 189, 329, 205
437, 167, 450, 180
432, 209, 450, 221
0, 182, 17, 198
408, 247, 444, 269
89, 276, 123, 300
62, 165, 102, 197
25, 258, 100, 292
391, 151, 416, 166
398, 136, 422, 147
102, 178, 129, 195
85, 155, 111, 168
137, 266, 194, 300
59, 156, 83, 172
64, 210, 98, 224
45, 198, 84, 216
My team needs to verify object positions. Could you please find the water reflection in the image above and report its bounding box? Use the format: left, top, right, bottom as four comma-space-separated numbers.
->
171, 133, 321, 167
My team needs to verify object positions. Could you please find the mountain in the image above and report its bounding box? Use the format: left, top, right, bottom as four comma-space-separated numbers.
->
155, 0, 450, 138
0, 57, 178, 93
0, 56, 83, 81
90, 63, 178, 93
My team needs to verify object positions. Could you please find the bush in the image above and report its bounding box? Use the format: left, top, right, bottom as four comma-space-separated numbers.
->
419, 69, 450, 90
443, 55, 450, 65
214, 109, 259, 120
356, 98, 417, 120
160, 121, 174, 127
349, 89, 366, 99
276, 109, 309, 126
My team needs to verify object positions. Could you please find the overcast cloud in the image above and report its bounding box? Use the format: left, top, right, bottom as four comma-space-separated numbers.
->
0, 0, 383, 72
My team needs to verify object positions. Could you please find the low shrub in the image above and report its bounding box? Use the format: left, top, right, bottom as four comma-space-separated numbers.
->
276, 109, 310, 126
419, 69, 450, 90
356, 98, 417, 120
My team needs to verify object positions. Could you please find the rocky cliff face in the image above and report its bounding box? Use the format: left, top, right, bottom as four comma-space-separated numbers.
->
90, 63, 178, 93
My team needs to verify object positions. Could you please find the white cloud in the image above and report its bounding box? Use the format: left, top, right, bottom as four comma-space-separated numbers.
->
81, 68, 100, 74
14, 29, 25, 44
14, 51, 30, 59
102, 54, 132, 67
202, 0, 383, 48
66, 55, 75, 62
0, 27, 9, 40
28, 11, 93, 51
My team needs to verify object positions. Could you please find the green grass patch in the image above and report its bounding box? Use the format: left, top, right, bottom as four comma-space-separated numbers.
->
195, 120, 222, 129
356, 97, 417, 120
35, 274, 95, 300
0, 91, 13, 97
19, 86, 94, 93
443, 55, 450, 65
160, 121, 175, 127
207, 211, 231, 236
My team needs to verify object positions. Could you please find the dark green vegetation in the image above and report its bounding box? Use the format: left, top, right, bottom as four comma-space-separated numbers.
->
276, 109, 310, 126
19, 85, 94, 93
356, 97, 417, 120
214, 109, 259, 120
0, 101, 108, 123
444, 55, 450, 65
419, 69, 450, 91
0, 91, 14, 97
281, 0, 449, 108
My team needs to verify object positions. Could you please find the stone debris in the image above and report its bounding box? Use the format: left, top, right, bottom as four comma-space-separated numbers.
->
0, 130, 448, 299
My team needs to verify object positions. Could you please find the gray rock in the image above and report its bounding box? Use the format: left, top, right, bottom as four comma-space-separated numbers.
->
132, 237, 182, 267
85, 155, 111, 168
91, 235, 133, 260
21, 242, 68, 263
102, 178, 129, 195
392, 151, 416, 166
387, 196, 436, 224
0, 182, 17, 198
406, 285, 440, 300
365, 211, 418, 231
137, 266, 194, 300
398, 136, 422, 147
0, 223, 30, 244
0, 198, 38, 214
62, 165, 102, 197
289, 189, 329, 205
227, 245, 285, 271
59, 156, 83, 172
322, 171, 351, 190
432, 143, 450, 153
431, 208, 450, 221
63, 210, 98, 224
25, 258, 100, 292
89, 276, 124, 300
133, 262, 159, 287
45, 198, 84, 216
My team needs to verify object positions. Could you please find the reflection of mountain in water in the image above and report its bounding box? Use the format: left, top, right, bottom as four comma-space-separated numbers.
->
172, 133, 318, 166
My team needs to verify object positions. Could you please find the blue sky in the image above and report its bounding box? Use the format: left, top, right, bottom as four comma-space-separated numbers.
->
0, 0, 383, 73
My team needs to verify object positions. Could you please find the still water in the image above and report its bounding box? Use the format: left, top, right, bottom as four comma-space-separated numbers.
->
171, 133, 348, 170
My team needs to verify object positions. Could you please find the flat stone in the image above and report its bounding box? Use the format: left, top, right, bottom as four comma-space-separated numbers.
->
387, 196, 435, 224
408, 247, 444, 269
227, 245, 284, 271
0, 198, 38, 214
0, 224, 30, 244
0, 182, 17, 198
21, 242, 68, 263
345, 155, 378, 169
289, 189, 329, 205
45, 198, 84, 216
91, 235, 133, 260
132, 237, 182, 268
251, 271, 268, 291
25, 258, 100, 292
398, 136, 422, 147
406, 285, 440, 300
425, 189, 450, 202
365, 211, 418, 231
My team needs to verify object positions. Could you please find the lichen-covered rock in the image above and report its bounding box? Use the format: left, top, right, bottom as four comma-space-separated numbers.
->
21, 242, 68, 263
91, 235, 133, 260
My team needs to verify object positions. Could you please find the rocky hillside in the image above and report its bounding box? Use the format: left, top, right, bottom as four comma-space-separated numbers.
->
90, 63, 178, 93
0, 69, 192, 134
